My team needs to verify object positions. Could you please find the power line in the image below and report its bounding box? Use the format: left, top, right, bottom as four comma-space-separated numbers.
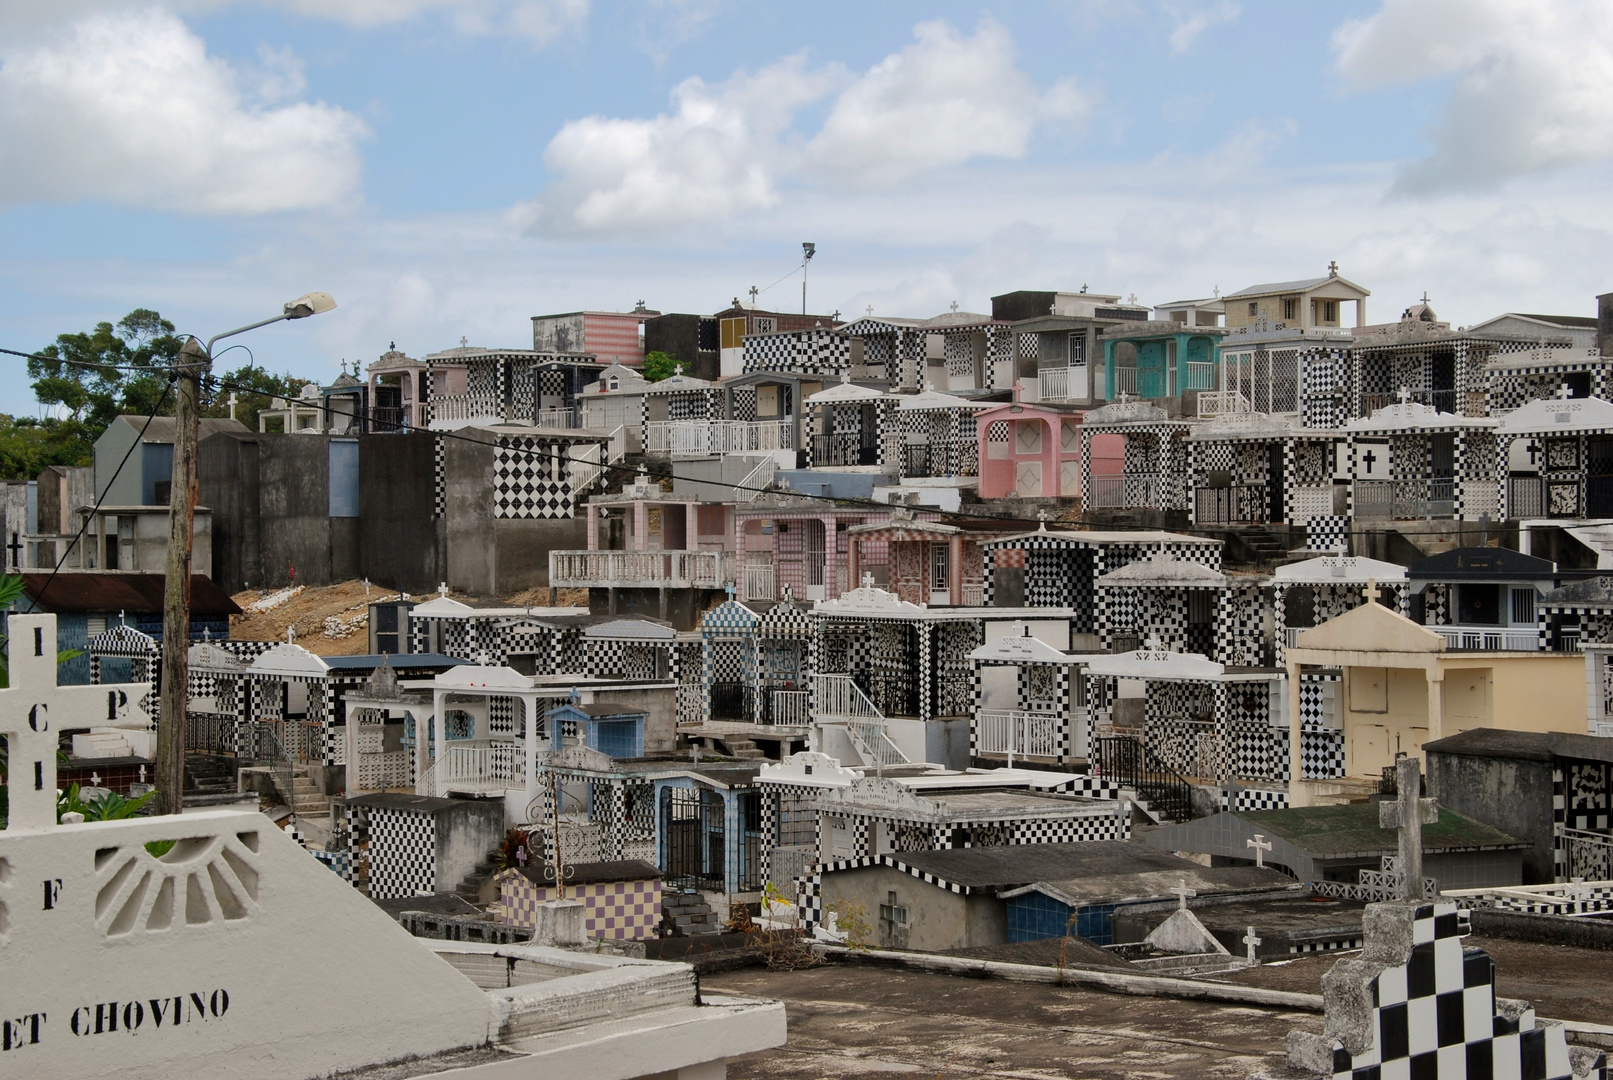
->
0, 343, 1247, 539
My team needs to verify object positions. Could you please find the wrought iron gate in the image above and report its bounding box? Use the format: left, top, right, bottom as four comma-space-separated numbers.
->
661, 786, 725, 891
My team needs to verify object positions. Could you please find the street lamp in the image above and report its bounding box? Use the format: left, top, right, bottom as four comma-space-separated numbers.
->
801, 243, 815, 316
156, 292, 337, 816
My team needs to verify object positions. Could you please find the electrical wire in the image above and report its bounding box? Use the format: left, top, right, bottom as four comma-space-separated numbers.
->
0, 343, 1243, 538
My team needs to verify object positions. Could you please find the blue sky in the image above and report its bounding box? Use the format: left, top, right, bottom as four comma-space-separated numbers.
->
1, 0, 1610, 415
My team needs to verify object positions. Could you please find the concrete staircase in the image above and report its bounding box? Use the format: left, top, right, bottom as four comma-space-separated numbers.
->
454, 849, 504, 905
719, 736, 766, 760
184, 754, 242, 807
291, 771, 331, 818
662, 890, 720, 936
71, 731, 134, 759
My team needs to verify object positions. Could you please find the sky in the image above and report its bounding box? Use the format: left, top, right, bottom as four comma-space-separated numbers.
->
1, 0, 1611, 415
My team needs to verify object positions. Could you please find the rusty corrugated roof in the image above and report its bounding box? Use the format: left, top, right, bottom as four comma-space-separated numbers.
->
20, 573, 242, 615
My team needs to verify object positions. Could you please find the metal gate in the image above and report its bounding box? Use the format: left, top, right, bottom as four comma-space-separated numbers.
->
661, 786, 725, 891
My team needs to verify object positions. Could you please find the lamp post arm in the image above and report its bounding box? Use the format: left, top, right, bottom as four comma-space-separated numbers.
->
206, 313, 291, 357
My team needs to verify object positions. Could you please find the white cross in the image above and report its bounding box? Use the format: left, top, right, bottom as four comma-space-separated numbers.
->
228, 391, 238, 421
460, 336, 468, 348
1246, 832, 1272, 867
439, 582, 449, 597
861, 571, 875, 590
865, 305, 873, 316
1557, 383, 1574, 400
1173, 878, 1196, 911
1380, 756, 1439, 901
950, 301, 959, 314
1362, 578, 1380, 604
0, 615, 151, 829
1243, 925, 1261, 963
1397, 386, 1412, 405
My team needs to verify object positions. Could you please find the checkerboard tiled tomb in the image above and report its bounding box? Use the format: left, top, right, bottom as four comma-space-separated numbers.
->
1279, 900, 1608, 1080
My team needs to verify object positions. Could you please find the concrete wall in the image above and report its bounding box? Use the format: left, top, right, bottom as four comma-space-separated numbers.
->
442, 431, 586, 596
1427, 749, 1557, 884
200, 432, 362, 591
101, 509, 211, 576
532, 312, 587, 354
820, 864, 1005, 952
359, 432, 439, 593
93, 423, 143, 505
591, 686, 680, 755
433, 799, 507, 894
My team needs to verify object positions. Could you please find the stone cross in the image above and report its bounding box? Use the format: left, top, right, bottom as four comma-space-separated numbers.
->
1362, 578, 1380, 604
228, 391, 238, 421
460, 336, 468, 348
439, 582, 450, 598
1328, 260, 1339, 277
865, 305, 873, 317
748, 285, 759, 306
1173, 878, 1196, 911
1556, 383, 1574, 400
0, 614, 151, 828
1246, 832, 1272, 867
1379, 755, 1439, 900
1038, 508, 1050, 531
950, 301, 959, 314
6, 531, 22, 568
861, 571, 875, 590
1397, 386, 1412, 405
1243, 925, 1261, 963
724, 582, 737, 602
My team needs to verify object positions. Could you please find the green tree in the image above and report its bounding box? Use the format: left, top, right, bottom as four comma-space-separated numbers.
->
0, 414, 94, 479
26, 309, 182, 465
640, 350, 680, 382
201, 364, 317, 432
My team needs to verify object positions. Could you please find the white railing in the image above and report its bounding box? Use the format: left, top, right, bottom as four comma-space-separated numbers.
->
1184, 362, 1216, 391
535, 408, 580, 429
566, 425, 626, 494
814, 674, 907, 767
770, 690, 810, 727
414, 758, 435, 798
744, 561, 775, 601
1562, 829, 1613, 882
1352, 481, 1396, 520
961, 582, 984, 607
645, 419, 794, 458
549, 549, 735, 588
734, 454, 777, 502
428, 394, 482, 424
975, 709, 1062, 763
1197, 390, 1252, 417
1086, 474, 1160, 510
437, 743, 523, 794
1038, 366, 1071, 401
1432, 626, 1539, 651
1288, 485, 1337, 523
1109, 366, 1138, 398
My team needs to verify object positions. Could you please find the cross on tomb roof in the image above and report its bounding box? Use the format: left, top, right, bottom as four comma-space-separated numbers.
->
1246, 832, 1272, 867
0, 614, 152, 828
1362, 578, 1381, 604
866, 305, 873, 317
1173, 878, 1196, 911
1380, 755, 1439, 901
439, 582, 450, 597
861, 571, 875, 590
1243, 926, 1261, 964
1397, 387, 1412, 405
950, 301, 959, 314
1557, 383, 1574, 400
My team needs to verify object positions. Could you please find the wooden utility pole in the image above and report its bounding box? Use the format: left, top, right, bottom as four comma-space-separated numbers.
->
155, 335, 208, 816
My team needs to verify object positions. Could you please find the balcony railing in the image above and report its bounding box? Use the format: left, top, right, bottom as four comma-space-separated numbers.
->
769, 690, 811, 727
535, 408, 580, 429
1109, 365, 1138, 398
743, 560, 775, 601
1353, 480, 1456, 521
1087, 474, 1160, 510
646, 419, 793, 457
1039, 365, 1074, 401
428, 394, 490, 425
437, 743, 523, 794
1184, 362, 1216, 391
1432, 626, 1538, 651
812, 433, 879, 468
961, 582, 984, 607
1195, 484, 1268, 526
1360, 388, 1458, 416
372, 405, 407, 432
1197, 390, 1252, 417
549, 549, 736, 589
975, 709, 1062, 762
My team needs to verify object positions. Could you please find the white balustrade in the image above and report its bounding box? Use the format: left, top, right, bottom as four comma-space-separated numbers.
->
1431, 626, 1539, 652
1086, 474, 1160, 509
1038, 366, 1071, 401
1110, 366, 1138, 398
770, 690, 811, 727
646, 419, 794, 458
1196, 390, 1252, 417
744, 561, 775, 601
1184, 362, 1216, 391
437, 743, 524, 794
549, 549, 735, 588
535, 408, 580, 429
975, 710, 1062, 762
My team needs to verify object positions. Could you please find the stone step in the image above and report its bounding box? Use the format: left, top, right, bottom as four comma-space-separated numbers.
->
71, 732, 133, 759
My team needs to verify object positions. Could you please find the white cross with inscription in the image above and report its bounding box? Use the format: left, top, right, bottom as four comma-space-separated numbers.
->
1246, 832, 1272, 867
0, 614, 152, 829
1243, 926, 1261, 964
1173, 878, 1196, 911
1379, 755, 1439, 901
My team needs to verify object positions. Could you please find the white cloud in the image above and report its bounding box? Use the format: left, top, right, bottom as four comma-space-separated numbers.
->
0, 0, 590, 48
0, 9, 368, 214
808, 19, 1089, 187
512, 55, 844, 234
1164, 1, 1240, 55
520, 18, 1089, 233
1333, 0, 1613, 193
